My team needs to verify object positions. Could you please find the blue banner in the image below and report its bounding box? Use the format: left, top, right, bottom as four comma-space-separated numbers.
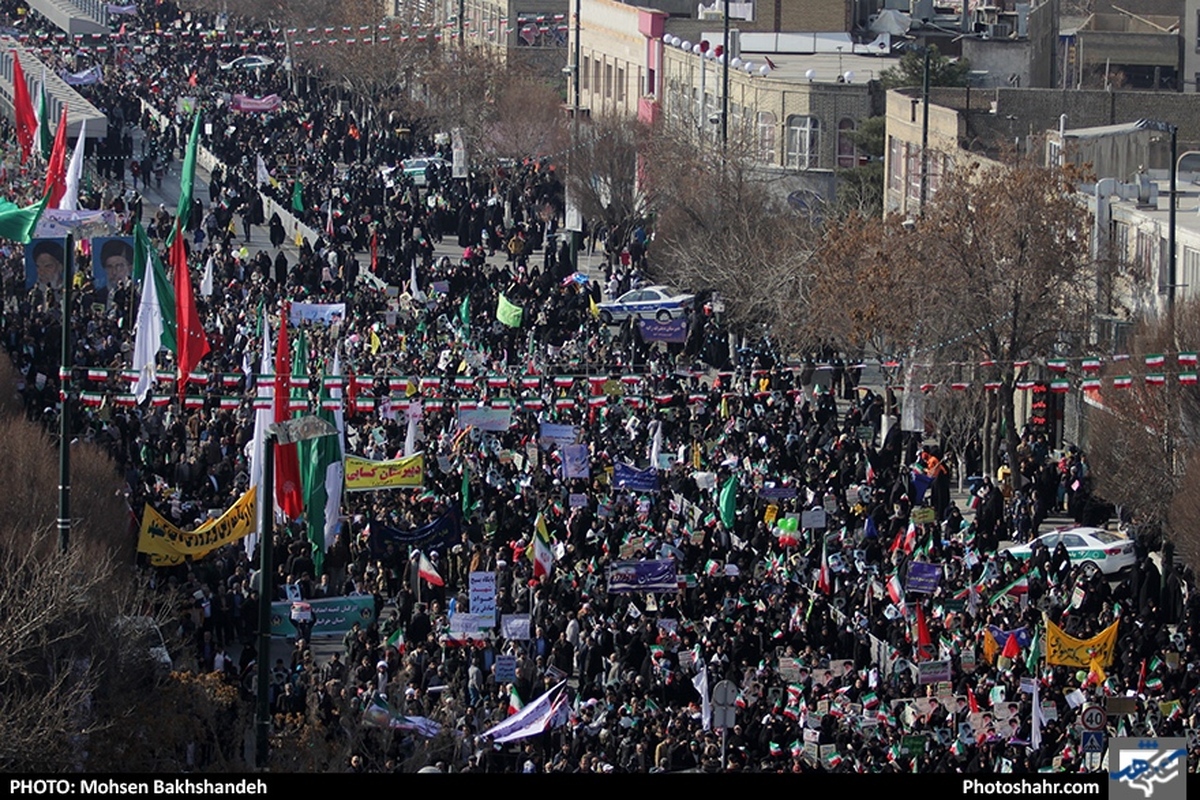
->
987, 625, 1032, 649
638, 318, 688, 343
905, 561, 942, 594
368, 508, 462, 556
607, 559, 679, 593
614, 461, 659, 493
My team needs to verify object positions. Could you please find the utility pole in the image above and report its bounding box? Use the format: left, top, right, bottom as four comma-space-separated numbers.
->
919, 45, 930, 214
721, 0, 730, 151
568, 0, 582, 271
57, 233, 73, 553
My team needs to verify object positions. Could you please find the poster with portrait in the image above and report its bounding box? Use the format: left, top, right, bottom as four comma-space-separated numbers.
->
92, 237, 135, 295
26, 238, 66, 290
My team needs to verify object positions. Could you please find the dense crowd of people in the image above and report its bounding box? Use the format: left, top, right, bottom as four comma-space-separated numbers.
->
2, 0, 1200, 776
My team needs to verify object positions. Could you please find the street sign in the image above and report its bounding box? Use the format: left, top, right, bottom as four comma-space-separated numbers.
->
712, 679, 738, 730
1081, 704, 1106, 731
1081, 730, 1105, 754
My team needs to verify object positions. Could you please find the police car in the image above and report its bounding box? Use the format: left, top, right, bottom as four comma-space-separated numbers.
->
597, 285, 694, 325
1002, 526, 1136, 577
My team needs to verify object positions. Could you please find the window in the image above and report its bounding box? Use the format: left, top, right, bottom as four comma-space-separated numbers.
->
616, 66, 625, 102
581, 55, 590, 91
906, 143, 922, 201
605, 63, 613, 98
646, 67, 654, 96
837, 118, 857, 169
1186, 247, 1200, 300
888, 136, 902, 191
757, 113, 777, 163
593, 59, 601, 96
785, 115, 819, 169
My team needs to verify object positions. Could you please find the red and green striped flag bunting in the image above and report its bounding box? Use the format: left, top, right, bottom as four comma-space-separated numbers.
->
984, 381, 1001, 391
187, 372, 209, 384
354, 375, 374, 388
80, 392, 103, 406
1180, 352, 1198, 366
454, 377, 474, 390
555, 398, 575, 409
587, 396, 606, 407
523, 398, 544, 409
1146, 374, 1166, 386
1182, 372, 1198, 385
520, 376, 540, 389
113, 394, 137, 407
86, 369, 108, 382
1082, 379, 1101, 391
221, 373, 242, 386
553, 376, 574, 388
1050, 381, 1069, 393
288, 398, 308, 411
1113, 376, 1132, 388
487, 376, 509, 388
951, 382, 969, 391
184, 395, 205, 409
252, 397, 272, 410
1082, 358, 1101, 372
219, 397, 240, 409
1047, 360, 1067, 372
1016, 381, 1035, 390
151, 395, 171, 407
1146, 354, 1165, 367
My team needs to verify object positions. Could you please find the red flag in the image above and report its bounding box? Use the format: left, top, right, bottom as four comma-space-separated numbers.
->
1001, 633, 1020, 660
11, 51, 37, 164
915, 604, 932, 659
1137, 658, 1146, 695
171, 230, 209, 398
43, 108, 69, 207
370, 229, 378, 272
966, 686, 979, 714
273, 302, 303, 520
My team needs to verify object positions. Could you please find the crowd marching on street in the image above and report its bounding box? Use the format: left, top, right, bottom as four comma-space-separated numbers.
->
2, 0, 1200, 776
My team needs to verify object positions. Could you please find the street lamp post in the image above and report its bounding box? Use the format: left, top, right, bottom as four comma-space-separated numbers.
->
57, 233, 74, 553
568, 0, 582, 272
720, 0, 730, 151
255, 414, 338, 768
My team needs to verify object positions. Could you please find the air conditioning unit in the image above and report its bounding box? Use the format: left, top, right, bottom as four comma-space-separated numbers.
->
698, 8, 723, 20
986, 22, 1012, 38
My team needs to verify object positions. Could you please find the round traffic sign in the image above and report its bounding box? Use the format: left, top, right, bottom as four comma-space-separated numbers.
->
1081, 704, 1105, 731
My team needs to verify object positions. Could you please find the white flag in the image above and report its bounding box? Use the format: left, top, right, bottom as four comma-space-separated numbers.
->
59, 118, 86, 210
131, 257, 163, 404
255, 154, 272, 187
692, 661, 712, 732
200, 255, 214, 297
245, 314, 274, 558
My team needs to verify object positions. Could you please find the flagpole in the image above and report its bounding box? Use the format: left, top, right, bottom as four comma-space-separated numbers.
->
57, 232, 73, 553
255, 432, 275, 767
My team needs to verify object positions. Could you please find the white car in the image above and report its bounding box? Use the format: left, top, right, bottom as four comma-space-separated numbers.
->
219, 55, 276, 71
597, 285, 695, 325
1002, 527, 1136, 577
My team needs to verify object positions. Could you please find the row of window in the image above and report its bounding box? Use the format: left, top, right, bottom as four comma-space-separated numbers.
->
580, 55, 629, 103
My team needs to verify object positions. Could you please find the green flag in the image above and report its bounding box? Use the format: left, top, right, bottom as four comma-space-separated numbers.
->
459, 294, 470, 330
719, 475, 738, 529
36, 79, 51, 161
496, 293, 523, 328
133, 222, 177, 352
291, 179, 304, 213
1025, 628, 1040, 674
461, 469, 474, 517
300, 350, 343, 578
168, 112, 201, 245
0, 192, 49, 244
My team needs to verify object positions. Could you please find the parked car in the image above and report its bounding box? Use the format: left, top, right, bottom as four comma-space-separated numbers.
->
219, 55, 276, 71
401, 156, 449, 186
1002, 526, 1136, 577
597, 285, 695, 325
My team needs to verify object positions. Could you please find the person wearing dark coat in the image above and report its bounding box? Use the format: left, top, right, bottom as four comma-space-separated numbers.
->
269, 212, 286, 249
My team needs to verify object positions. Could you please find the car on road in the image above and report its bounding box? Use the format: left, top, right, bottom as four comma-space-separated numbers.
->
401, 156, 449, 186
597, 285, 694, 325
219, 55, 276, 71
1002, 526, 1136, 577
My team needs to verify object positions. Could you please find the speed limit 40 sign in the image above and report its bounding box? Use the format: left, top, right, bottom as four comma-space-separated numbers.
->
1081, 704, 1106, 731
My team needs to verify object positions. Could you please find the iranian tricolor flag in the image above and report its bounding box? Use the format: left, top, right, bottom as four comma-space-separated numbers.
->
418, 551, 444, 586
507, 686, 524, 716
887, 574, 908, 618
1180, 352, 1198, 366
1146, 354, 1165, 367
530, 511, 554, 578
1181, 372, 1199, 386
1146, 374, 1166, 386
1113, 376, 1133, 389
1082, 379, 1101, 392
816, 534, 831, 595
1047, 360, 1067, 372
1050, 380, 1069, 394
1082, 359, 1101, 373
